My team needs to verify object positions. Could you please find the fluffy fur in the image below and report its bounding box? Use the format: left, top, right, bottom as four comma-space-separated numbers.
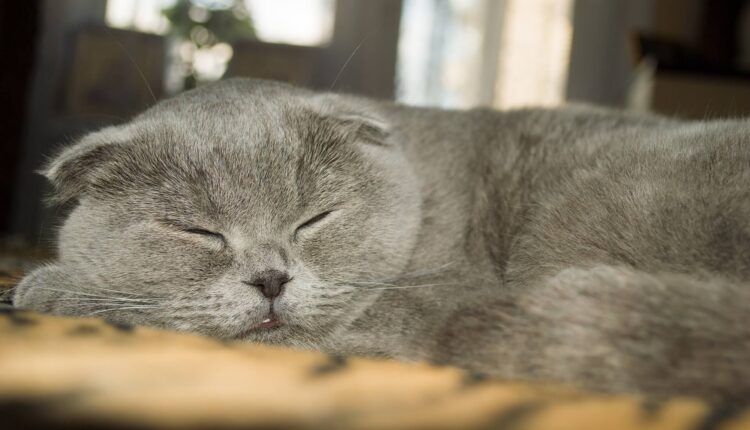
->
14, 79, 750, 401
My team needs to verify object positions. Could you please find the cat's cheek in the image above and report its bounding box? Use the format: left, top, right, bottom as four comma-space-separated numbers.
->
297, 230, 360, 277
121, 232, 232, 283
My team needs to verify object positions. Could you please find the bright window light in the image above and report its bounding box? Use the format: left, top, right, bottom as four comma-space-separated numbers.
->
106, 0, 335, 46
244, 0, 335, 46
396, 0, 486, 108
397, 0, 575, 109
106, 0, 175, 34
494, 0, 575, 108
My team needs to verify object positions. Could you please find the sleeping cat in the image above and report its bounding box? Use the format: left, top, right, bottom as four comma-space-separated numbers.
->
13, 78, 750, 402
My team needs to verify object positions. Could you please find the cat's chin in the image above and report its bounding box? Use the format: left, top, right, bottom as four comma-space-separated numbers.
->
234, 314, 285, 339
234, 324, 294, 344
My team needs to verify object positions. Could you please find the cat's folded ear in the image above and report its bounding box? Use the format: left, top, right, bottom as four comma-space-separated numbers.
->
42, 126, 133, 204
309, 94, 392, 146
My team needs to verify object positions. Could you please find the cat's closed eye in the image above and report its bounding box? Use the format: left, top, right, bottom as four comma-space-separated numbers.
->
160, 221, 226, 248
182, 227, 225, 241
294, 210, 334, 239
179, 226, 226, 251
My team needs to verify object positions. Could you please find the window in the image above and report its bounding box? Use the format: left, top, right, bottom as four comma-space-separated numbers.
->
245, 0, 335, 46
397, 0, 575, 109
494, 0, 574, 108
105, 0, 336, 88
106, 0, 335, 46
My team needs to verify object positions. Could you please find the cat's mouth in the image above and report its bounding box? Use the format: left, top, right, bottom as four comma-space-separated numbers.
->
256, 313, 283, 330
235, 309, 284, 339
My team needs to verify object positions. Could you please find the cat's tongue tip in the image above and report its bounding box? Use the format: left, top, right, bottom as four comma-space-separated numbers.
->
257, 316, 282, 330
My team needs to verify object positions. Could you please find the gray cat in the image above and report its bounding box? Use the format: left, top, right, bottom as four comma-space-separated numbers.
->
13, 78, 750, 402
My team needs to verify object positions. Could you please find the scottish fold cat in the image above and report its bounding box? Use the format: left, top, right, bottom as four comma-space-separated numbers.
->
14, 78, 750, 401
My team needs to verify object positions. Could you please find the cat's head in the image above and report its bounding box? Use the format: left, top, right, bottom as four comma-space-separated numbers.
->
14, 79, 421, 346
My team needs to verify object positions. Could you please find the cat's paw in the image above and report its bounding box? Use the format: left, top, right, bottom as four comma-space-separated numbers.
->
13, 265, 76, 314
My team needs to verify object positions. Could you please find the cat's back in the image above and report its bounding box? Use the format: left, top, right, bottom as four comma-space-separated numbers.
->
383, 100, 750, 283
500, 110, 750, 285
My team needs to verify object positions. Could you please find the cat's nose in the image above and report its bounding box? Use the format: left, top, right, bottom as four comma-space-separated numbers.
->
244, 270, 290, 299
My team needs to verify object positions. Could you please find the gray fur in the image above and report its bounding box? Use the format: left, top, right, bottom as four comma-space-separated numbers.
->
14, 78, 750, 401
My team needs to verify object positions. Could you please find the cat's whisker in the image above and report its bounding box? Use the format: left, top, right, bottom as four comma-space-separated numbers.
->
52, 297, 160, 304
89, 305, 161, 315
329, 36, 366, 90
83, 285, 151, 298
332, 281, 461, 291
332, 262, 459, 285
102, 26, 157, 104
397, 262, 458, 279
36, 287, 159, 303
363, 283, 459, 291
36, 287, 137, 300
52, 292, 158, 300
339, 281, 400, 288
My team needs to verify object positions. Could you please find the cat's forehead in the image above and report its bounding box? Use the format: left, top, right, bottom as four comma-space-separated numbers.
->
53, 79, 386, 224
127, 83, 368, 174
140, 97, 300, 149
117, 102, 365, 224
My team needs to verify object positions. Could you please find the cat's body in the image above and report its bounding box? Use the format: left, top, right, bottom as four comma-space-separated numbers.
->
14, 79, 750, 401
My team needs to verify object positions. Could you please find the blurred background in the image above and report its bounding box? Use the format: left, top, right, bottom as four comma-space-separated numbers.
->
2, 0, 750, 246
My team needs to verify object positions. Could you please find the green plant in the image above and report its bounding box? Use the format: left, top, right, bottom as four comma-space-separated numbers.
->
162, 0, 255, 87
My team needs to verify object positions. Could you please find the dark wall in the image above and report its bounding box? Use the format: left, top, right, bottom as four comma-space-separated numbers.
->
0, 1, 40, 236
565, 0, 653, 106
